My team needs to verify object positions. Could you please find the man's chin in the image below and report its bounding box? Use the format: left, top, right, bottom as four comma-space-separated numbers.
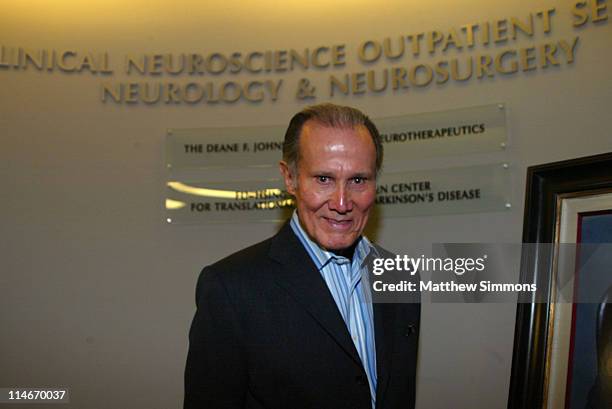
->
320, 236, 359, 252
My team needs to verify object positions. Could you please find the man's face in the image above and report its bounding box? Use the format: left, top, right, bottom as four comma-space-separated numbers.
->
280, 120, 377, 251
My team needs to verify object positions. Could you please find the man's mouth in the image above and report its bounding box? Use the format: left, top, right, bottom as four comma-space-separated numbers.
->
323, 217, 352, 230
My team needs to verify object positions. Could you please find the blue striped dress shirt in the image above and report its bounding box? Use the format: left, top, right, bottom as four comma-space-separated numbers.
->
290, 212, 378, 408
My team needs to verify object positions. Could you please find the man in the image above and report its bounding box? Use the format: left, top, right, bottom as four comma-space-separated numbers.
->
184, 103, 420, 409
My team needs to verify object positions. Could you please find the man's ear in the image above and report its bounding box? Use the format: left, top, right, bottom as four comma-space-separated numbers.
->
279, 160, 297, 196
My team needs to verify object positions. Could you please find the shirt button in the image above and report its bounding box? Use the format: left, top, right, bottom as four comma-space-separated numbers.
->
404, 324, 416, 337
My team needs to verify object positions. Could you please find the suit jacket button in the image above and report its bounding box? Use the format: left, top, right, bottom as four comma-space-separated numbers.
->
355, 375, 368, 386
404, 324, 416, 337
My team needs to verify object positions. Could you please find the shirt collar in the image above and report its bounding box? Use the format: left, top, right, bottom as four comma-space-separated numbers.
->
289, 211, 377, 271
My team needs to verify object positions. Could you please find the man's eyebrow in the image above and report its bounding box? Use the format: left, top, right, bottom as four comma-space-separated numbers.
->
351, 172, 373, 178
307, 170, 374, 178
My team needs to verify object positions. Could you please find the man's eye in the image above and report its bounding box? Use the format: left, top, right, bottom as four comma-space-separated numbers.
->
353, 177, 366, 184
317, 176, 330, 183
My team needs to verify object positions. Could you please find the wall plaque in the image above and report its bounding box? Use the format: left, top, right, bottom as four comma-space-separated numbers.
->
165, 103, 508, 170
165, 162, 511, 224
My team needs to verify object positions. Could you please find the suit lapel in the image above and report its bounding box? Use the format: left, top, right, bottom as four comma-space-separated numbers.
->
268, 222, 363, 367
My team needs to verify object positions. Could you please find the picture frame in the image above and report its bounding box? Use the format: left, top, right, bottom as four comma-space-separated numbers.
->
507, 152, 612, 409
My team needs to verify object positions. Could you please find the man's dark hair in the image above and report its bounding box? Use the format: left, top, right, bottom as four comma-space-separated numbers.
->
282, 103, 383, 176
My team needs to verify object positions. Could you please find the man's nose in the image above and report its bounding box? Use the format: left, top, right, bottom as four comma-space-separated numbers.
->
329, 185, 352, 213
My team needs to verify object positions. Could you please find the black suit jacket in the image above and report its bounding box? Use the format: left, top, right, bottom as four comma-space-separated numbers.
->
184, 222, 420, 409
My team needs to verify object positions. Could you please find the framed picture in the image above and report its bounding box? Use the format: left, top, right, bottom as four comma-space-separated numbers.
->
508, 152, 612, 409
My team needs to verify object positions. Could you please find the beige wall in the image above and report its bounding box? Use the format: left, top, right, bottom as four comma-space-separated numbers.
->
1, 1, 611, 408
